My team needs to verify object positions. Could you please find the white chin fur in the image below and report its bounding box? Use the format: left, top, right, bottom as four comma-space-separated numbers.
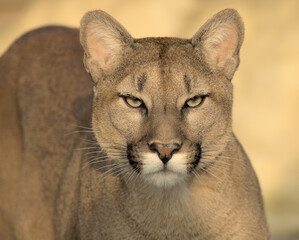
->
141, 153, 187, 188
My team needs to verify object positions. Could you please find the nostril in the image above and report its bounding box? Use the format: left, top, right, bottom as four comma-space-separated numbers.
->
148, 142, 181, 164
149, 143, 157, 152
171, 143, 181, 152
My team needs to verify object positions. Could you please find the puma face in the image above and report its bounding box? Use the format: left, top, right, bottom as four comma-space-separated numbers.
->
80, 9, 243, 188
91, 59, 233, 188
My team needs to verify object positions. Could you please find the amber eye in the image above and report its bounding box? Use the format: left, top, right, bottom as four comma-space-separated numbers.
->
185, 96, 205, 108
124, 96, 143, 108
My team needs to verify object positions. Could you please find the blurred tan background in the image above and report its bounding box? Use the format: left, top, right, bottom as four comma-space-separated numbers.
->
1, 0, 298, 239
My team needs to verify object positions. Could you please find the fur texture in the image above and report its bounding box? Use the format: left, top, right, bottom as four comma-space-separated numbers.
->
0, 9, 269, 239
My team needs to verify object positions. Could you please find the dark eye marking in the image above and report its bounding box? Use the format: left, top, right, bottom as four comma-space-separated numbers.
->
183, 74, 191, 93
136, 73, 147, 92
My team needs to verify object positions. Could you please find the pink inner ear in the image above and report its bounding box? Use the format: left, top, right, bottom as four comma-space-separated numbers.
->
87, 36, 110, 65
215, 27, 238, 67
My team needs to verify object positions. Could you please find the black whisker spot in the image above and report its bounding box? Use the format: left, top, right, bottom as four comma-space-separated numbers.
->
191, 143, 201, 169
127, 144, 140, 172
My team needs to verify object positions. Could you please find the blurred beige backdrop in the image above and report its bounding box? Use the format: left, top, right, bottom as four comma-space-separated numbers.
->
1, 0, 299, 239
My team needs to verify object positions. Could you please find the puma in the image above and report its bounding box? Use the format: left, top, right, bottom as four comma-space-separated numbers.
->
0, 8, 269, 239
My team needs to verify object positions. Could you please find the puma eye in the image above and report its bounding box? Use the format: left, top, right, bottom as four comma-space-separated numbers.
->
185, 96, 205, 108
123, 96, 143, 108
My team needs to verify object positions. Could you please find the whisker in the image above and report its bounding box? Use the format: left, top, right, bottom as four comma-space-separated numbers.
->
75, 146, 99, 151
82, 159, 115, 170
202, 168, 223, 183
87, 155, 127, 161
213, 159, 232, 166
82, 158, 126, 170
87, 158, 127, 165
66, 130, 95, 135
94, 162, 126, 172
201, 154, 241, 162
84, 150, 126, 157
69, 124, 93, 130
113, 168, 131, 179
100, 164, 128, 179
107, 167, 126, 178
218, 156, 243, 161
128, 169, 140, 185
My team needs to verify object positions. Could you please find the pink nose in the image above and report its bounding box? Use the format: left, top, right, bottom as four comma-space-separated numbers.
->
149, 142, 181, 164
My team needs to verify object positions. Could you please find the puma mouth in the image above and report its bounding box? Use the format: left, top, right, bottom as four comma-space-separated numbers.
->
125, 143, 201, 187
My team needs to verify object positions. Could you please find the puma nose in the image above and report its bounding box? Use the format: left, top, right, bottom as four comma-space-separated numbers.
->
149, 142, 181, 164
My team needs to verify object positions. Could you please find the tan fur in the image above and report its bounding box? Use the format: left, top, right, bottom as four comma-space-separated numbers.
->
0, 9, 269, 239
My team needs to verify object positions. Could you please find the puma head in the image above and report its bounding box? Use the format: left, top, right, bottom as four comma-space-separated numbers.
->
80, 9, 244, 188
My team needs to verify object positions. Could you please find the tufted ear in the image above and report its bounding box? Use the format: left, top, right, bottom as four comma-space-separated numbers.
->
192, 9, 244, 80
80, 10, 133, 82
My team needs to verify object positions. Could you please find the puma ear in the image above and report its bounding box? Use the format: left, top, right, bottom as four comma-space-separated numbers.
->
192, 9, 244, 80
80, 10, 133, 82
